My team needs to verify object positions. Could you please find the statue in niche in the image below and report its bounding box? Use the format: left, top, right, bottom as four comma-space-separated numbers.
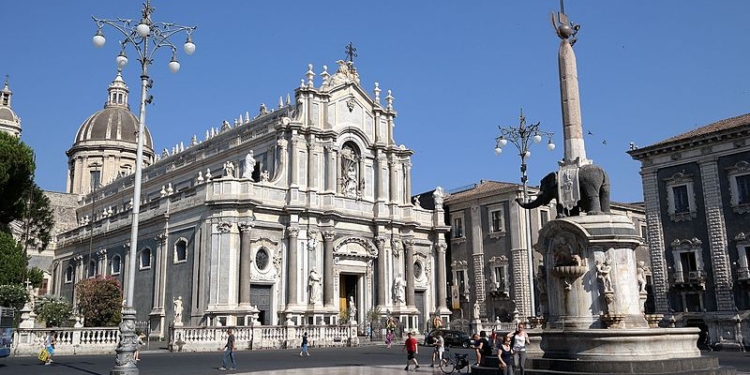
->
637, 261, 649, 293
223, 161, 236, 178
340, 145, 360, 198
393, 274, 406, 304
173, 296, 184, 325
309, 268, 322, 304
348, 296, 357, 320
473, 300, 481, 320
596, 259, 613, 293
242, 151, 256, 179
551, 234, 582, 267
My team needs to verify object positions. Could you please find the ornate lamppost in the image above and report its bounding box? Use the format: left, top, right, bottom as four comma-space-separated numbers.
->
91, 2, 196, 374
494, 108, 555, 319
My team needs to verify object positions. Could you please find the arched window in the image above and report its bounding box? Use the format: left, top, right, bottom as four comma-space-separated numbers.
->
88, 260, 97, 278
65, 265, 74, 283
111, 255, 122, 275
174, 239, 188, 263
139, 248, 152, 270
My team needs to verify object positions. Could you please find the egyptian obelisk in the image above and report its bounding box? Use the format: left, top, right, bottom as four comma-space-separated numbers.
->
554, 8, 589, 166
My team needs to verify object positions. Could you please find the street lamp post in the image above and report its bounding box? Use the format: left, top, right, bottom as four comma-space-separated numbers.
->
495, 108, 555, 320
92, 2, 196, 374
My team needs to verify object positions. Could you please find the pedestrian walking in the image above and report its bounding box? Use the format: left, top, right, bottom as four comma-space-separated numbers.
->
386, 330, 394, 348
134, 331, 146, 362
403, 331, 420, 371
498, 335, 514, 375
43, 330, 56, 365
299, 332, 310, 356
218, 328, 236, 371
430, 331, 444, 367
508, 323, 530, 375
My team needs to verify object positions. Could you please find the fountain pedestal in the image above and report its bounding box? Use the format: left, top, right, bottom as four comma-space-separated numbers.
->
530, 214, 730, 374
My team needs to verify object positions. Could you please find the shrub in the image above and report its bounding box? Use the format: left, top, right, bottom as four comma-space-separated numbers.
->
76, 276, 123, 327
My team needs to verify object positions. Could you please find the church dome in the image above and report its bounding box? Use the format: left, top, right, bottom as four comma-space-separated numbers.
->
0, 106, 18, 122
72, 72, 153, 149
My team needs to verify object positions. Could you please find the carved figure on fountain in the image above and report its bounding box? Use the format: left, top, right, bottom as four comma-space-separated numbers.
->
517, 163, 610, 217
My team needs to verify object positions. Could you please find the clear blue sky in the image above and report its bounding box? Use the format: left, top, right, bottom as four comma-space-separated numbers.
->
3, 1, 749, 203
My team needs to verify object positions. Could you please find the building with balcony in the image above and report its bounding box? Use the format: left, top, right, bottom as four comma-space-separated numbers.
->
629, 112, 750, 348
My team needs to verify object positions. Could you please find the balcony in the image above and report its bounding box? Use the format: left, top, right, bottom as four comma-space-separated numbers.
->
670, 270, 707, 290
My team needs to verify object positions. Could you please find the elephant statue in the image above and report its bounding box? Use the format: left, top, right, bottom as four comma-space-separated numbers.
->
516, 164, 611, 217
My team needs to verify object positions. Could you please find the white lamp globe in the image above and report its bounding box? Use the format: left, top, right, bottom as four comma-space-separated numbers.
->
498, 137, 507, 147
184, 40, 196, 55
524, 150, 531, 158
533, 134, 542, 143
93, 31, 106, 48
494, 147, 502, 155
116, 54, 128, 68
136, 23, 150, 37
168, 59, 181, 73
547, 141, 556, 151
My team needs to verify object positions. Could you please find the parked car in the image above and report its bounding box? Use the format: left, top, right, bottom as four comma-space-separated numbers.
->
423, 329, 472, 348
0, 307, 13, 358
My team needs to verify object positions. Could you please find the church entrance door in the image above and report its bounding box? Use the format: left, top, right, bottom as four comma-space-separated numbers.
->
339, 274, 358, 320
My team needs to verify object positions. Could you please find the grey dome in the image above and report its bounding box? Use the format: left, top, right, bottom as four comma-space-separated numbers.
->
74, 107, 153, 149
0, 106, 18, 122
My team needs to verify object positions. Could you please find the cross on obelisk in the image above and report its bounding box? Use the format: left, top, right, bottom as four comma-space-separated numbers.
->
551, 0, 589, 166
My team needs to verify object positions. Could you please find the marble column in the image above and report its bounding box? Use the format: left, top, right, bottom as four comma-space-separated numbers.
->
290, 137, 300, 187
287, 226, 300, 307
375, 236, 387, 307
404, 239, 416, 308
323, 231, 335, 307
238, 221, 255, 306
389, 158, 399, 203
435, 243, 448, 312
151, 234, 168, 313
325, 146, 336, 193
404, 161, 412, 205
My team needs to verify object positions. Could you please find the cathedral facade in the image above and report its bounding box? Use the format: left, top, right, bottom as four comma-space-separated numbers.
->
52, 60, 450, 338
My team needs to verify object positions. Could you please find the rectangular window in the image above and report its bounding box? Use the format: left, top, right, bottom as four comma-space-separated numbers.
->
641, 225, 648, 243
540, 210, 549, 227
680, 252, 698, 272
494, 266, 506, 289
456, 270, 467, 295
672, 185, 690, 213
90, 170, 101, 190
737, 174, 750, 205
490, 210, 503, 232
453, 217, 464, 238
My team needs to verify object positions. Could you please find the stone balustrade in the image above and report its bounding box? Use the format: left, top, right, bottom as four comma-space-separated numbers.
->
10, 322, 361, 357
12, 327, 120, 357
169, 323, 357, 352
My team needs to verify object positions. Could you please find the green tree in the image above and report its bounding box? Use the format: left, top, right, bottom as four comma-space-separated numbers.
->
16, 184, 54, 251
0, 231, 28, 285
0, 132, 35, 227
0, 284, 28, 311
76, 276, 123, 327
34, 295, 72, 328
26, 267, 45, 288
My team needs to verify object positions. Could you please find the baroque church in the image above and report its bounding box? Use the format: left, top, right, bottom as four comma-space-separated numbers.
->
49, 59, 450, 338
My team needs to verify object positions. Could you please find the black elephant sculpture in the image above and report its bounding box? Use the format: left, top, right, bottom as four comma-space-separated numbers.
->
516, 164, 611, 218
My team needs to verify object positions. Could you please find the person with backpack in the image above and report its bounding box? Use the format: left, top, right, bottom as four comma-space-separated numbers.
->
473, 331, 493, 366
507, 323, 530, 375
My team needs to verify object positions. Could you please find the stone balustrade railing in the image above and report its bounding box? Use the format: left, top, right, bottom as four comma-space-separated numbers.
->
10, 322, 361, 357
12, 327, 120, 357
169, 322, 358, 352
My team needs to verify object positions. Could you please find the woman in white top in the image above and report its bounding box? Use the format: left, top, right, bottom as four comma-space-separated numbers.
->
507, 323, 530, 375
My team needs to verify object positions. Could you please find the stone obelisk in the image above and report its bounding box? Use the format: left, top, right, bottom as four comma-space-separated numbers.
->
554, 10, 589, 167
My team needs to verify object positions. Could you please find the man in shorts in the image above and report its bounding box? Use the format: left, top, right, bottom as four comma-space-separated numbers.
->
403, 331, 420, 371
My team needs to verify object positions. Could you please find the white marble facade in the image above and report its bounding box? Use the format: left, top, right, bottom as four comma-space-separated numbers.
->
52, 60, 449, 337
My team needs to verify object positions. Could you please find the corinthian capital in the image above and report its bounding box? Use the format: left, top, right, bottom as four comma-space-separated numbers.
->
322, 230, 335, 242
435, 243, 447, 254
287, 226, 300, 238
238, 221, 256, 232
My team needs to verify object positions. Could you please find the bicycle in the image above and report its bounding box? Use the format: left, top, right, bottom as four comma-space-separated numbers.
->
439, 348, 471, 374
